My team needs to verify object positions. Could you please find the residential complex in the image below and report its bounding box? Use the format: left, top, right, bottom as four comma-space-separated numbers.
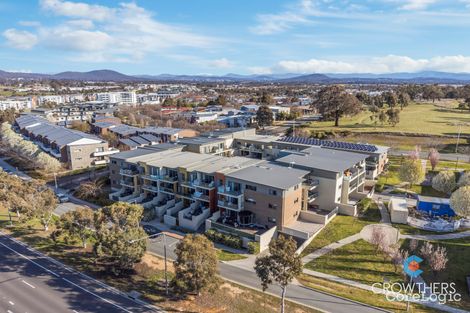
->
15, 115, 119, 169
107, 127, 387, 251
96, 91, 137, 105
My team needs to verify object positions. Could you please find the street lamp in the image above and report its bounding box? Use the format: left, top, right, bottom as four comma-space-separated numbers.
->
129, 231, 179, 296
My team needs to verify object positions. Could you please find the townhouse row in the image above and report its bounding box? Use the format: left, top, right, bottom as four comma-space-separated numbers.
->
15, 115, 119, 169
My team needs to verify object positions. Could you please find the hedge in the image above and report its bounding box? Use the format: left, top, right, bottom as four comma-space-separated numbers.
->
205, 229, 243, 249
247, 241, 260, 254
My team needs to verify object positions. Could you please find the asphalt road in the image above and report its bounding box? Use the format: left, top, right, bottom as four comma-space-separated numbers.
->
0, 232, 160, 313
147, 238, 387, 313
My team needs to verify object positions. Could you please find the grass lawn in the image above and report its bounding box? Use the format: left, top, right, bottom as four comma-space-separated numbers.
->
306, 102, 470, 136
305, 239, 404, 286
298, 274, 444, 313
300, 202, 381, 257
217, 249, 248, 261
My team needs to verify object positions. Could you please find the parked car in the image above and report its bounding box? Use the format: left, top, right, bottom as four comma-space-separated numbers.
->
56, 193, 70, 203
142, 225, 161, 236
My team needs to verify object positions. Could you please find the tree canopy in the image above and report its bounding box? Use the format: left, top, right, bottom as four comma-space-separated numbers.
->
314, 85, 362, 127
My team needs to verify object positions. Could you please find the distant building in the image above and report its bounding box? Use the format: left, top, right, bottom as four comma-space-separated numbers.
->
96, 91, 137, 105
0, 99, 32, 111
15, 115, 119, 169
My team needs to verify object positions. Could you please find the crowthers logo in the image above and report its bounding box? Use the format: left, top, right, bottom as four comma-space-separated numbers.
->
403, 255, 423, 278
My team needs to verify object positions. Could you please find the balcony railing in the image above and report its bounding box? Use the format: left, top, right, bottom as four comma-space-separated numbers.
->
159, 186, 175, 194
217, 186, 243, 198
142, 174, 161, 182
308, 191, 319, 203
181, 180, 215, 190
120, 169, 139, 176
142, 185, 159, 193
120, 180, 135, 188
217, 199, 243, 211
93, 148, 120, 157
211, 221, 256, 240
93, 159, 108, 165
158, 175, 178, 183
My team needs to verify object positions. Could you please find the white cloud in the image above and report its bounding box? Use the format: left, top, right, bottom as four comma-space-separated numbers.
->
18, 21, 41, 27
3, 0, 218, 63
2, 29, 38, 49
268, 55, 470, 73
248, 66, 273, 75
400, 0, 437, 10
40, 0, 114, 21
250, 0, 315, 35
209, 58, 233, 69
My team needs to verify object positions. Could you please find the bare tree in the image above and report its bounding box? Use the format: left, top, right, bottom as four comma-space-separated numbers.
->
428, 148, 440, 171
409, 239, 418, 253
428, 246, 448, 277
391, 246, 410, 273
419, 242, 434, 263
370, 226, 387, 253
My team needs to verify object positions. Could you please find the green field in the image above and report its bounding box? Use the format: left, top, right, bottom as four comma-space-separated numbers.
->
306, 102, 470, 136
300, 203, 381, 257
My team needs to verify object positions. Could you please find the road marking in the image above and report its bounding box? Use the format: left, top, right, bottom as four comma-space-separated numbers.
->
62, 278, 133, 313
0, 241, 60, 278
8, 300, 14, 305
7, 310, 13, 313
73, 310, 79, 313
21, 280, 35, 289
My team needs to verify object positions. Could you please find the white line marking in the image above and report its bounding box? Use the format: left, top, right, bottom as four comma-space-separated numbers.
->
73, 310, 79, 313
21, 280, 35, 289
8, 300, 14, 305
7, 310, 13, 313
0, 242, 60, 278
62, 278, 133, 313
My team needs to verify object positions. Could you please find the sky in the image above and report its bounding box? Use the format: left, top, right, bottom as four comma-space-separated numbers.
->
2, 0, 470, 75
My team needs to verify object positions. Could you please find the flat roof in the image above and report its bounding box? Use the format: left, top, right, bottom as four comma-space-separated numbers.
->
389, 197, 408, 212
417, 195, 450, 204
227, 161, 309, 189
276, 146, 368, 173
177, 136, 225, 145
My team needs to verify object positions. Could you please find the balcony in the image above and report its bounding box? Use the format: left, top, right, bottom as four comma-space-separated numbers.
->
120, 169, 139, 176
93, 159, 108, 165
159, 186, 175, 194
93, 148, 120, 157
193, 191, 210, 202
218, 199, 243, 211
120, 180, 135, 188
181, 180, 215, 190
304, 179, 320, 191
158, 175, 178, 183
308, 191, 319, 203
142, 174, 161, 182
217, 186, 243, 198
142, 184, 159, 193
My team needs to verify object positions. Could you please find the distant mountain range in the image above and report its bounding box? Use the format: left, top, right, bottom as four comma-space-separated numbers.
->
2, 69, 470, 84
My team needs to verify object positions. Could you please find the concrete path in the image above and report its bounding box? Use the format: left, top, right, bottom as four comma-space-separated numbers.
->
401, 230, 470, 241
301, 233, 362, 265
377, 201, 391, 224
360, 224, 400, 246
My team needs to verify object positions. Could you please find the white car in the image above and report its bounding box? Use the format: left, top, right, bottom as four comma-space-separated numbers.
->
56, 193, 70, 203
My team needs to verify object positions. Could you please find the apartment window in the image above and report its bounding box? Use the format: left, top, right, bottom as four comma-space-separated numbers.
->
294, 198, 299, 204
111, 160, 117, 165
96, 147, 104, 152
111, 170, 115, 174
246, 184, 257, 191
294, 184, 299, 190
268, 203, 278, 209
268, 217, 276, 223
269, 189, 277, 196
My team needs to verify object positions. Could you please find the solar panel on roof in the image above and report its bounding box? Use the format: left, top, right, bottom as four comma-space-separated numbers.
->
278, 136, 378, 152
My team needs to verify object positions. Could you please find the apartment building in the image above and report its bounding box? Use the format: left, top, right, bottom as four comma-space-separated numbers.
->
0, 98, 33, 111
15, 115, 119, 169
30, 103, 116, 124
276, 146, 370, 216
96, 91, 137, 105
108, 147, 324, 248
275, 136, 389, 179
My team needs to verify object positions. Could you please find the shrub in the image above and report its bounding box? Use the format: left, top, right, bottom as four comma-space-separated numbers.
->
375, 183, 384, 192
205, 229, 243, 249
247, 241, 260, 254
357, 198, 372, 213
142, 208, 156, 222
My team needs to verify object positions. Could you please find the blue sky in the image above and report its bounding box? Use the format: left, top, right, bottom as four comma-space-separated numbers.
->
2, 0, 470, 75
